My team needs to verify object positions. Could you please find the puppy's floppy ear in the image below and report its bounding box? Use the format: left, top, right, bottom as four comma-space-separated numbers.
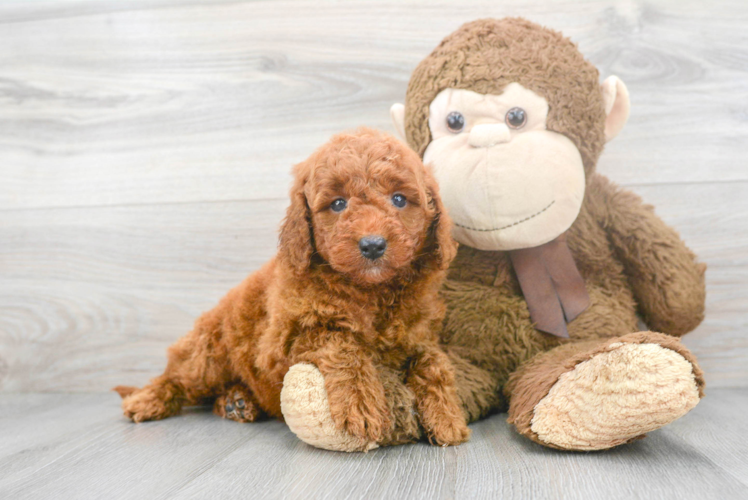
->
278, 161, 315, 274
422, 167, 458, 270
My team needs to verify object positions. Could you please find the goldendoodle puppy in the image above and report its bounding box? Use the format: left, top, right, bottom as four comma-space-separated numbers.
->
115, 128, 469, 446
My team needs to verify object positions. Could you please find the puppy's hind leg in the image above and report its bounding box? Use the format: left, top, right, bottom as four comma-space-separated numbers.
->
116, 328, 227, 423
213, 383, 265, 423
116, 375, 185, 423
115, 270, 269, 423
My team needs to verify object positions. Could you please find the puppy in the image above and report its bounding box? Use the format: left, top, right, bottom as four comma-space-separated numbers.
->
115, 128, 469, 446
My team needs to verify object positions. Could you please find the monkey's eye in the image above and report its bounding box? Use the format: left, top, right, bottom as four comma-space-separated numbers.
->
391, 193, 407, 208
330, 198, 347, 212
446, 112, 465, 133
505, 107, 527, 129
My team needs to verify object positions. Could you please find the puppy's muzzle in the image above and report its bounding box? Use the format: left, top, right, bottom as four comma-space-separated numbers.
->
359, 235, 387, 260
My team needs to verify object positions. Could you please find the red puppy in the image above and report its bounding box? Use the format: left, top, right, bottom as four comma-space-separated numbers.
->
115, 128, 469, 446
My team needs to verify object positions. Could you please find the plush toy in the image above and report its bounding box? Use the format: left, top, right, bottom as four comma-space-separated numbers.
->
280, 17, 707, 452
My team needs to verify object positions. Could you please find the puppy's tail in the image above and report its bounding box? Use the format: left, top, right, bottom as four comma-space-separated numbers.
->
113, 385, 138, 399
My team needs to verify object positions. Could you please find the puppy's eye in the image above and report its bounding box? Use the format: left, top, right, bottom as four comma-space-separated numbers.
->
446, 112, 465, 133
505, 107, 527, 129
391, 194, 407, 208
330, 198, 347, 212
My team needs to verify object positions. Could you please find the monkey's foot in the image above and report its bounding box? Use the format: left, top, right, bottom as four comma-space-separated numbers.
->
281, 363, 378, 452
213, 385, 262, 423
527, 338, 702, 450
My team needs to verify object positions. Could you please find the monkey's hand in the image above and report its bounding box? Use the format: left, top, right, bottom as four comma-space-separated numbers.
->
591, 174, 706, 336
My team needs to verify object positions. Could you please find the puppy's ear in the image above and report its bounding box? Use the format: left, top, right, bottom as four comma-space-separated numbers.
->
422, 167, 457, 270
278, 162, 315, 274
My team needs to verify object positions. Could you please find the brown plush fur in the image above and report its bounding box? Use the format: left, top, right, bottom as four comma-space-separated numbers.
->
404, 17, 606, 175
375, 18, 707, 448
115, 129, 470, 446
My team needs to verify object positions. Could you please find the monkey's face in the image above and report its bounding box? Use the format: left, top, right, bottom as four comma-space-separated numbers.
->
422, 83, 585, 251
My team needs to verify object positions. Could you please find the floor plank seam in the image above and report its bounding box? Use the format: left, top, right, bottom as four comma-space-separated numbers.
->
159, 421, 287, 499
4, 178, 745, 215
0, 195, 289, 214
0, 422, 117, 495
658, 426, 748, 492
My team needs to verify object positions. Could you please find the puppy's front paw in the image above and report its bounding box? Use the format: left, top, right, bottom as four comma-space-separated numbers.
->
428, 418, 471, 447
281, 363, 379, 452
415, 383, 471, 446
329, 387, 391, 443
340, 405, 391, 443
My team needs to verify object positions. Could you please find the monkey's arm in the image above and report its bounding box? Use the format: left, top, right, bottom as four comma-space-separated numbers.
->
590, 174, 706, 336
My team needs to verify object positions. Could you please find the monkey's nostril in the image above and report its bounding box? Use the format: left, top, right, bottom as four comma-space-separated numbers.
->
359, 236, 387, 260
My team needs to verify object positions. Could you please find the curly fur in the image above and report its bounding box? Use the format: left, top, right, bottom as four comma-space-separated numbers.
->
114, 129, 469, 446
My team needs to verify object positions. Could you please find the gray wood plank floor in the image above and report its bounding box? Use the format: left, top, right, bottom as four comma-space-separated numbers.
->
1, 2, 747, 498
1, 388, 747, 500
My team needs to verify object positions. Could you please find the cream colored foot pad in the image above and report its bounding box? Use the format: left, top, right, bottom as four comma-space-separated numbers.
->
531, 343, 700, 450
281, 363, 378, 452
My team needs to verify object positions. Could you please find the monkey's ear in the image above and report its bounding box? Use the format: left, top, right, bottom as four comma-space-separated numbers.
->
422, 167, 458, 270
390, 103, 406, 141
278, 165, 315, 274
601, 76, 630, 142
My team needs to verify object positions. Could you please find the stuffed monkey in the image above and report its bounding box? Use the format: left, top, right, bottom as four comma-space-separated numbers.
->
280, 18, 707, 452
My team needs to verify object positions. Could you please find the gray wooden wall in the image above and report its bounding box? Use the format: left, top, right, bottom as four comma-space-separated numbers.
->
1, 0, 746, 393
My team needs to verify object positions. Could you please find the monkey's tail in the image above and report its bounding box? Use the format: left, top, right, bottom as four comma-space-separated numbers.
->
113, 385, 138, 399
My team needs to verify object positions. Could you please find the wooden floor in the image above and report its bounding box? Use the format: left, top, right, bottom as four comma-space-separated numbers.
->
1, 388, 747, 499
1, 1, 747, 499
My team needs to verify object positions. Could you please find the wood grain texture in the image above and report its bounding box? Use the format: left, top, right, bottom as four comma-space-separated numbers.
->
0, 0, 747, 210
0, 393, 264, 499
2, 184, 746, 391
665, 388, 748, 488
0, 200, 283, 392
1, 0, 747, 393
1, 389, 748, 499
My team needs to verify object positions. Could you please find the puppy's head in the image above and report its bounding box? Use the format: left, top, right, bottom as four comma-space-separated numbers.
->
279, 128, 456, 286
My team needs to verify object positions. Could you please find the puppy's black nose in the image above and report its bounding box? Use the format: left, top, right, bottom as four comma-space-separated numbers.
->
359, 235, 387, 260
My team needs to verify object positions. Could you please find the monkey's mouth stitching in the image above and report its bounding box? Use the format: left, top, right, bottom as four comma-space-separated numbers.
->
454, 200, 555, 232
